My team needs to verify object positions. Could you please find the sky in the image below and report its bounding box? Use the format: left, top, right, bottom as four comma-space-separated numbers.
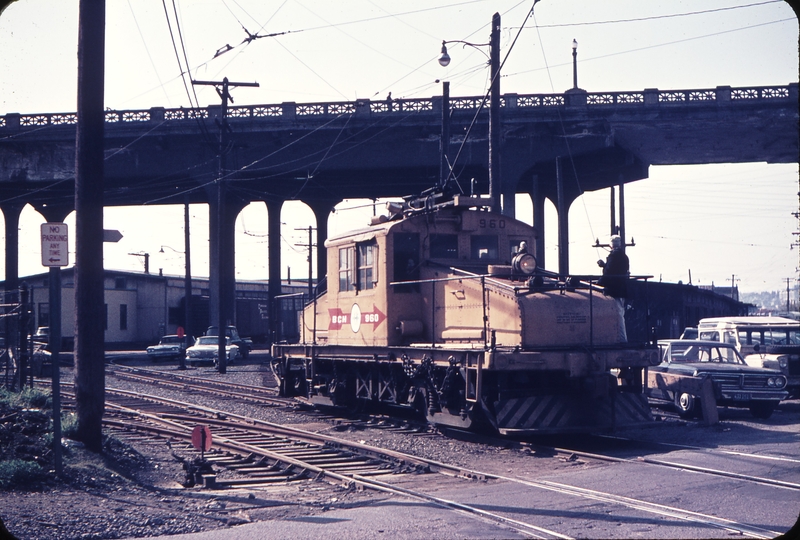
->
0, 0, 797, 295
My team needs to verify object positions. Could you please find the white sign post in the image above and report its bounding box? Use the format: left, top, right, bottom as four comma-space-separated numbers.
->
41, 223, 69, 267
40, 222, 68, 475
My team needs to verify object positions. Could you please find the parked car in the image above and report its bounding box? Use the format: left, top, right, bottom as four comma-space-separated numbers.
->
647, 339, 788, 419
697, 316, 800, 399
146, 335, 195, 362
679, 327, 697, 339
204, 326, 252, 358
29, 342, 52, 377
186, 336, 240, 366
32, 326, 49, 344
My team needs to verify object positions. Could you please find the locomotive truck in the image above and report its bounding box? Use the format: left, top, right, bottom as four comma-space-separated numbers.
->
271, 191, 659, 434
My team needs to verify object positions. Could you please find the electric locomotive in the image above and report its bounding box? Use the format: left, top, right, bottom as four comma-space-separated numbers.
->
271, 190, 658, 434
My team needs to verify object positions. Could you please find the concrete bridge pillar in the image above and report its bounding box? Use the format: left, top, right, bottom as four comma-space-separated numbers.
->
1, 201, 24, 349
1, 201, 24, 294
32, 203, 74, 224
306, 198, 340, 292
530, 175, 546, 270
207, 188, 246, 333
264, 198, 283, 342
556, 157, 570, 277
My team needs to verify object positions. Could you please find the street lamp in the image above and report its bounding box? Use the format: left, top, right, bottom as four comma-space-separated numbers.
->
438, 12, 501, 215
572, 39, 578, 90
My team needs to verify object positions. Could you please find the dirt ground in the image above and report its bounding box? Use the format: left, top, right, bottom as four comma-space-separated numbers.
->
0, 399, 375, 540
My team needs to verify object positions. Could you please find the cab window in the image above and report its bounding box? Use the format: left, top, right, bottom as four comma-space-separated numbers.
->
338, 246, 355, 292
393, 233, 420, 293
430, 234, 458, 259
471, 235, 498, 260
357, 242, 376, 290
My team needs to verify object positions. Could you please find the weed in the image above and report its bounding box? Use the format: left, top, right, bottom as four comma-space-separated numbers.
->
0, 459, 47, 489
0, 387, 51, 410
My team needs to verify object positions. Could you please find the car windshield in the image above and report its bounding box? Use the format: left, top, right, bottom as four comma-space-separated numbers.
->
196, 336, 228, 346
667, 343, 744, 364
160, 336, 182, 344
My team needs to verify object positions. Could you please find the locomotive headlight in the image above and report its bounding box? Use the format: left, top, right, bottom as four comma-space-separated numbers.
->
512, 252, 537, 275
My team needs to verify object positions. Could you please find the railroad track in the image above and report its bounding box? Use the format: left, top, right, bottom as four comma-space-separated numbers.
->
52, 384, 567, 539
107, 364, 290, 408
42, 369, 793, 538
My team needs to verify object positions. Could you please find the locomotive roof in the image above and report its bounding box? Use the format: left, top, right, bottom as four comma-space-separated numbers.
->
325, 195, 508, 248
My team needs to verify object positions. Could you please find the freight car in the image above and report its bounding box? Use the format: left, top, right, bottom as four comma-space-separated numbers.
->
271, 190, 659, 434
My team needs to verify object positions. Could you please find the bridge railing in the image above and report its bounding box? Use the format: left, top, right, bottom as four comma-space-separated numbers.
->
1, 84, 796, 130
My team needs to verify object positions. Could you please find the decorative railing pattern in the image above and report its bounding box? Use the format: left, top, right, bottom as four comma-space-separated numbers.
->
2, 84, 795, 129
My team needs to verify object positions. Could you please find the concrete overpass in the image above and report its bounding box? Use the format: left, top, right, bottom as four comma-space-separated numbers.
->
1, 83, 797, 335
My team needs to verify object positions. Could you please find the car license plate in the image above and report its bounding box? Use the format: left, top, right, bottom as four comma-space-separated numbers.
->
733, 393, 750, 401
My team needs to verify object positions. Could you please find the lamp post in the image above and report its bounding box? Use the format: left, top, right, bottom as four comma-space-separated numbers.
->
572, 39, 578, 89
160, 243, 191, 370
438, 12, 502, 215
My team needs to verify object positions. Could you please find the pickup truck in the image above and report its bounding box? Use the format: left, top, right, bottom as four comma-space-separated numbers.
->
204, 326, 253, 358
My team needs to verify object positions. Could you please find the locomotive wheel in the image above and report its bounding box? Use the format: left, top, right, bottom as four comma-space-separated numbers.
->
674, 392, 697, 419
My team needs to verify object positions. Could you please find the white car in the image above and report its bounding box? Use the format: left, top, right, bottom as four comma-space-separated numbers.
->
185, 336, 240, 366
697, 316, 800, 399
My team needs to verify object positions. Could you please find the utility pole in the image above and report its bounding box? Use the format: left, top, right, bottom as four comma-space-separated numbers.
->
128, 252, 150, 274
295, 226, 316, 302
74, 0, 106, 453
440, 80, 450, 187
181, 198, 191, 370
728, 275, 739, 300
192, 77, 258, 374
488, 12, 501, 215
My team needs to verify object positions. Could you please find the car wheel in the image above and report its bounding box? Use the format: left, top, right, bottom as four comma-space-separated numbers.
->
749, 401, 776, 419
674, 392, 696, 418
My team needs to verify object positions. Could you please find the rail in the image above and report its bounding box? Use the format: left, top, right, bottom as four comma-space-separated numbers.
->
2, 84, 795, 130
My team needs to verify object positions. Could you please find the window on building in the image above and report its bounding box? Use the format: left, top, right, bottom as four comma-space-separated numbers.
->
120, 304, 128, 331
114, 277, 126, 290
38, 303, 50, 329
339, 246, 355, 292
357, 242, 376, 290
471, 235, 498, 260
430, 234, 458, 259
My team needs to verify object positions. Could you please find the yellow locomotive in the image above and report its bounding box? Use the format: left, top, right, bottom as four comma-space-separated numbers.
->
272, 192, 658, 434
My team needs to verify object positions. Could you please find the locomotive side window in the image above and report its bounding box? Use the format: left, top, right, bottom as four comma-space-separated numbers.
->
471, 235, 498, 260
393, 233, 420, 293
338, 246, 355, 292
357, 241, 376, 290
430, 234, 458, 259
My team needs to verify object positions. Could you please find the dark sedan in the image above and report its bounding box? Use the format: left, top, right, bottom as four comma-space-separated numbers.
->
146, 335, 195, 362
647, 340, 788, 419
